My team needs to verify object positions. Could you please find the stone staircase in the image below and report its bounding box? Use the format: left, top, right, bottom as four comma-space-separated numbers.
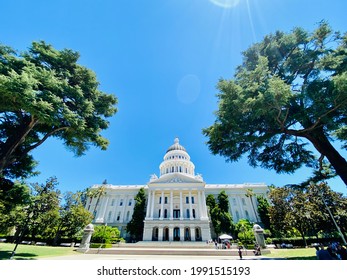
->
86, 241, 270, 256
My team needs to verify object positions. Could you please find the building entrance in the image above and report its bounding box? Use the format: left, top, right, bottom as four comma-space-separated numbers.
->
173, 227, 180, 241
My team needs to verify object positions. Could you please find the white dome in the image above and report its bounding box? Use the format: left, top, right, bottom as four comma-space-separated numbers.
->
159, 138, 195, 177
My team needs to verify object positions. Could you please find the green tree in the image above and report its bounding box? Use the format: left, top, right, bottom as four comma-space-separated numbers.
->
268, 183, 347, 243
0, 41, 117, 179
207, 191, 234, 237
268, 187, 291, 238
0, 178, 30, 234
217, 190, 234, 234
53, 191, 93, 245
126, 188, 146, 241
91, 225, 122, 244
203, 21, 347, 186
235, 219, 254, 244
256, 194, 271, 229
27, 177, 61, 240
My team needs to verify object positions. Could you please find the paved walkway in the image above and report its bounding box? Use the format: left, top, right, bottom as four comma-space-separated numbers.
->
42, 247, 278, 260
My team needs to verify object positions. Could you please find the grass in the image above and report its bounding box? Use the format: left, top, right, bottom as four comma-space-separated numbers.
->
0, 242, 318, 260
0, 242, 81, 260
263, 247, 317, 260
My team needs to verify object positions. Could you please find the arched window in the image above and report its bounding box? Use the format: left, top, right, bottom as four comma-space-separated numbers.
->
186, 209, 190, 218
192, 209, 196, 218
164, 209, 168, 218
108, 211, 112, 222
116, 212, 121, 221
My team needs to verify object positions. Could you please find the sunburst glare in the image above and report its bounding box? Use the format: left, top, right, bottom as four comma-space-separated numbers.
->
209, 0, 240, 8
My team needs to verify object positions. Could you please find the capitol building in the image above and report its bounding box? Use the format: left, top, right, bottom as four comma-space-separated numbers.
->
85, 138, 268, 242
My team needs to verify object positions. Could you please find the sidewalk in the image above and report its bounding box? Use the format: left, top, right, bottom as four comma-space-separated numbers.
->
41, 247, 277, 260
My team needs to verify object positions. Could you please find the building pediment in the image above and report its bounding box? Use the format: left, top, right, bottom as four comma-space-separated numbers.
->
149, 173, 204, 185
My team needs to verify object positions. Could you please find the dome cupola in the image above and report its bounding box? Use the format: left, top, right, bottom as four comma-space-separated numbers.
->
159, 138, 195, 177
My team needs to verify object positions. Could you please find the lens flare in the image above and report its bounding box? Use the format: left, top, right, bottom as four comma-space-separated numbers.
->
209, 0, 240, 8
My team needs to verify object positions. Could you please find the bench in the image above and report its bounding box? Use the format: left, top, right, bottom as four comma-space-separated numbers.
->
60, 243, 72, 247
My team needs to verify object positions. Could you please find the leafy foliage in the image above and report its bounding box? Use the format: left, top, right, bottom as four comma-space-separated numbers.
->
256, 194, 271, 229
206, 191, 234, 237
0, 41, 117, 178
268, 182, 347, 244
126, 188, 146, 241
203, 21, 347, 185
91, 225, 122, 244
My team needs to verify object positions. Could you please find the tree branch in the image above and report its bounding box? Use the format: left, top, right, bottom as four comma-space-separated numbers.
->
23, 126, 69, 154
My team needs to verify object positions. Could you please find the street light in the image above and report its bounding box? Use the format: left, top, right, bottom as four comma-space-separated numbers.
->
10, 209, 33, 260
319, 191, 347, 245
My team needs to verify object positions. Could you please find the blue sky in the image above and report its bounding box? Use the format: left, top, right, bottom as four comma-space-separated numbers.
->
1, 0, 346, 195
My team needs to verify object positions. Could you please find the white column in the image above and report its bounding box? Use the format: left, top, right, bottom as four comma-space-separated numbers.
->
190, 227, 196, 241
158, 227, 163, 241
96, 196, 109, 223
180, 226, 184, 241
198, 191, 203, 219
150, 191, 155, 219
169, 227, 173, 241
170, 191, 173, 220
237, 196, 245, 219
201, 191, 208, 220
146, 190, 152, 218
180, 192, 183, 220
120, 195, 128, 222
189, 191, 193, 220
160, 191, 164, 220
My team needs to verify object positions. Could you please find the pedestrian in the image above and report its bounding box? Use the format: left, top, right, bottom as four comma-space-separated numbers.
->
238, 245, 243, 259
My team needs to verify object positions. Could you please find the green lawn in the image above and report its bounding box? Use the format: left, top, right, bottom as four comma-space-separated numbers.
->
0, 243, 318, 260
0, 243, 81, 260
263, 247, 317, 260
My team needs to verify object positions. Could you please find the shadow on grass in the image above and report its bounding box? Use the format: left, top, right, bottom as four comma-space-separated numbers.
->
285, 256, 317, 260
0, 250, 38, 260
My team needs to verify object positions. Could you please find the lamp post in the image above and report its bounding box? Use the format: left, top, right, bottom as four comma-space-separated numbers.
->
319, 191, 347, 245
10, 210, 33, 259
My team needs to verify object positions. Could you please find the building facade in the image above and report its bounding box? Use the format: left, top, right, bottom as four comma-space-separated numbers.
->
85, 138, 268, 241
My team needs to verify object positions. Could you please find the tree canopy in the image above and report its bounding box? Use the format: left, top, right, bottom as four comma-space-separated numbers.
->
126, 188, 146, 241
0, 41, 117, 178
203, 21, 347, 185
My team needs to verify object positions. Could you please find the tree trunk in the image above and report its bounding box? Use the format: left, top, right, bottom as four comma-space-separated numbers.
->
304, 128, 347, 186
0, 116, 38, 174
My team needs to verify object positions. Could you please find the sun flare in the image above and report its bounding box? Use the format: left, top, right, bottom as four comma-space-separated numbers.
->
209, 0, 240, 8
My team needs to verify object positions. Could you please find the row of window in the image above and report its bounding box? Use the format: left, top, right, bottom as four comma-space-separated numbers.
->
110, 198, 132, 207
158, 209, 196, 219
165, 155, 187, 160
162, 166, 190, 174
159, 196, 195, 204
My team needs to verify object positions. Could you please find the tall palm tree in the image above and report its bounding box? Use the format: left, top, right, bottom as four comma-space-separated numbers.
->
245, 189, 258, 223
87, 182, 107, 220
